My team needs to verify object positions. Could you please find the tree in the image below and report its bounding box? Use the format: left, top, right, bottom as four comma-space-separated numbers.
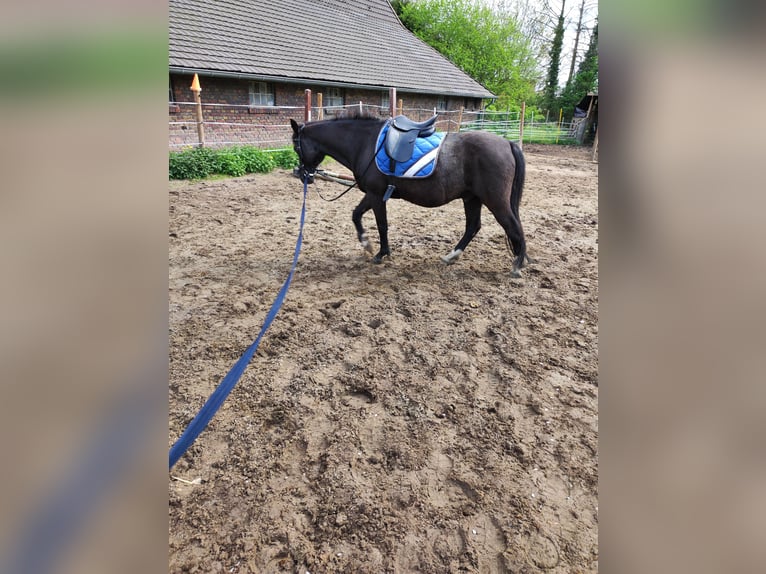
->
396, 0, 540, 109
541, 0, 566, 116
521, 0, 597, 111
559, 21, 598, 120
566, 0, 588, 85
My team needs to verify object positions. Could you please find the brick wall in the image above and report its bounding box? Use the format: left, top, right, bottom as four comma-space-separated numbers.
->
169, 74, 484, 149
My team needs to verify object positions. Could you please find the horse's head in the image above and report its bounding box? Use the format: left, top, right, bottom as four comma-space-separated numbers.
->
290, 119, 325, 183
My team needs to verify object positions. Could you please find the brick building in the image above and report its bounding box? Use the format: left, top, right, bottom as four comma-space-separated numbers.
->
169, 0, 495, 148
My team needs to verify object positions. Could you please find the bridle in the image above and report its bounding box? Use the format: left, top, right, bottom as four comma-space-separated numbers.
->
294, 125, 316, 184
293, 120, 387, 201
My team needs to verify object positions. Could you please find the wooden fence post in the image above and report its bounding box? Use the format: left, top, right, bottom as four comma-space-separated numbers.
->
519, 101, 526, 150
190, 74, 205, 148
397, 99, 403, 116
578, 95, 596, 144
591, 126, 599, 162
304, 89, 312, 122
389, 87, 396, 117
317, 92, 323, 120
456, 106, 464, 133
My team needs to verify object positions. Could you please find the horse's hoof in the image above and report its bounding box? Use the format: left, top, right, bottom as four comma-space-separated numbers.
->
510, 268, 522, 279
441, 249, 463, 265
372, 251, 390, 264
360, 234, 374, 254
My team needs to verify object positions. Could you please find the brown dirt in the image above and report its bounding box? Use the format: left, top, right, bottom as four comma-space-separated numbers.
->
169, 143, 598, 573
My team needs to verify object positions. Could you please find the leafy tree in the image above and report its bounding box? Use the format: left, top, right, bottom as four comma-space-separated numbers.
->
396, 0, 539, 109
541, 1, 566, 115
559, 21, 598, 120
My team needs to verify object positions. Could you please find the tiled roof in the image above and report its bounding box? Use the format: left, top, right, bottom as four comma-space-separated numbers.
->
169, 0, 495, 99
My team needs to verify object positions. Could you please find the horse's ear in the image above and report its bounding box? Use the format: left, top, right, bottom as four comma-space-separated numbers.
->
290, 119, 301, 134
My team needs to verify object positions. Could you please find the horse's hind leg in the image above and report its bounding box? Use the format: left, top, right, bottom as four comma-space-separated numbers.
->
490, 209, 526, 278
442, 195, 482, 264
352, 194, 374, 253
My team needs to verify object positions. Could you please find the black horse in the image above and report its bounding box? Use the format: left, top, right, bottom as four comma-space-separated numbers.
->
290, 112, 528, 277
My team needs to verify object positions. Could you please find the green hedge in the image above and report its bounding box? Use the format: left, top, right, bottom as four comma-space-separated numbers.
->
169, 146, 299, 180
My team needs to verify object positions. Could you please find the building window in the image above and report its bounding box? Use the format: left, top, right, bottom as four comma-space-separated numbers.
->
381, 90, 390, 112
437, 95, 448, 110
249, 81, 275, 106
325, 87, 344, 109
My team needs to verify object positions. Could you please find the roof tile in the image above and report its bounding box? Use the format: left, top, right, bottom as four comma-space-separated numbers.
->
169, 0, 494, 98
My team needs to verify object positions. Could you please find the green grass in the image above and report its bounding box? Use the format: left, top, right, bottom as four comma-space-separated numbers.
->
521, 125, 578, 145
461, 121, 578, 145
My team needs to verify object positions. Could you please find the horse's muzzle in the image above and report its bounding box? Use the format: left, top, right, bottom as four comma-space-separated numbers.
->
293, 165, 315, 184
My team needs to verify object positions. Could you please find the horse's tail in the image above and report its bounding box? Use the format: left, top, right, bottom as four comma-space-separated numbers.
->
509, 141, 525, 219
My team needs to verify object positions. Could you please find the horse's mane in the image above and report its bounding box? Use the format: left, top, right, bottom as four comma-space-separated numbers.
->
332, 108, 382, 121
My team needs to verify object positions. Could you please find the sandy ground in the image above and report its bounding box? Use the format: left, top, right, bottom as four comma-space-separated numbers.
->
169, 143, 598, 573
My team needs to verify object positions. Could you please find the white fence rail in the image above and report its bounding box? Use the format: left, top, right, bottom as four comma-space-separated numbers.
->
168, 101, 587, 151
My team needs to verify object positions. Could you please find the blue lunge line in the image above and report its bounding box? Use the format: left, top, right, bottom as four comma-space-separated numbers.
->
169, 179, 308, 469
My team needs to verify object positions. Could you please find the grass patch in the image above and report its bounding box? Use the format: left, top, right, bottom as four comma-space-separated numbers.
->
461, 121, 579, 145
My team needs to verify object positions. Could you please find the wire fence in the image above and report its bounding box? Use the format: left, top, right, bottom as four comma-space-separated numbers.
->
459, 109, 582, 145
168, 101, 587, 152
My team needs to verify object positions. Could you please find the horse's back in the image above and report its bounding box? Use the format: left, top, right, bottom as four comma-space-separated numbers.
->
441, 131, 517, 178
452, 130, 515, 155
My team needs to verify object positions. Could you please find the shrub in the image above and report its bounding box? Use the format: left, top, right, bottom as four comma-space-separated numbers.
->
237, 146, 276, 174
214, 148, 248, 177
272, 148, 299, 169
169, 147, 217, 179
167, 146, 304, 180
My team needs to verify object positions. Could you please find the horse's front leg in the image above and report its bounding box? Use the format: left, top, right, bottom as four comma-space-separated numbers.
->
352, 194, 374, 254
371, 198, 391, 263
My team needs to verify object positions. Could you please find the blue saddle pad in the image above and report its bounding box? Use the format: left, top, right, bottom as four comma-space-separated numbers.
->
375, 124, 445, 178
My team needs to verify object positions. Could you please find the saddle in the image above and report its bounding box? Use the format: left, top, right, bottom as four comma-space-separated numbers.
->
384, 114, 438, 163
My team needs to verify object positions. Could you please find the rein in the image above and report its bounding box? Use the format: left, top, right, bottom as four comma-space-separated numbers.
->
169, 177, 309, 468
312, 177, 357, 201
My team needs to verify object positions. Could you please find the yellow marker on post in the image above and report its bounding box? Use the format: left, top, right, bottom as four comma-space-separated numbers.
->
190, 74, 205, 147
